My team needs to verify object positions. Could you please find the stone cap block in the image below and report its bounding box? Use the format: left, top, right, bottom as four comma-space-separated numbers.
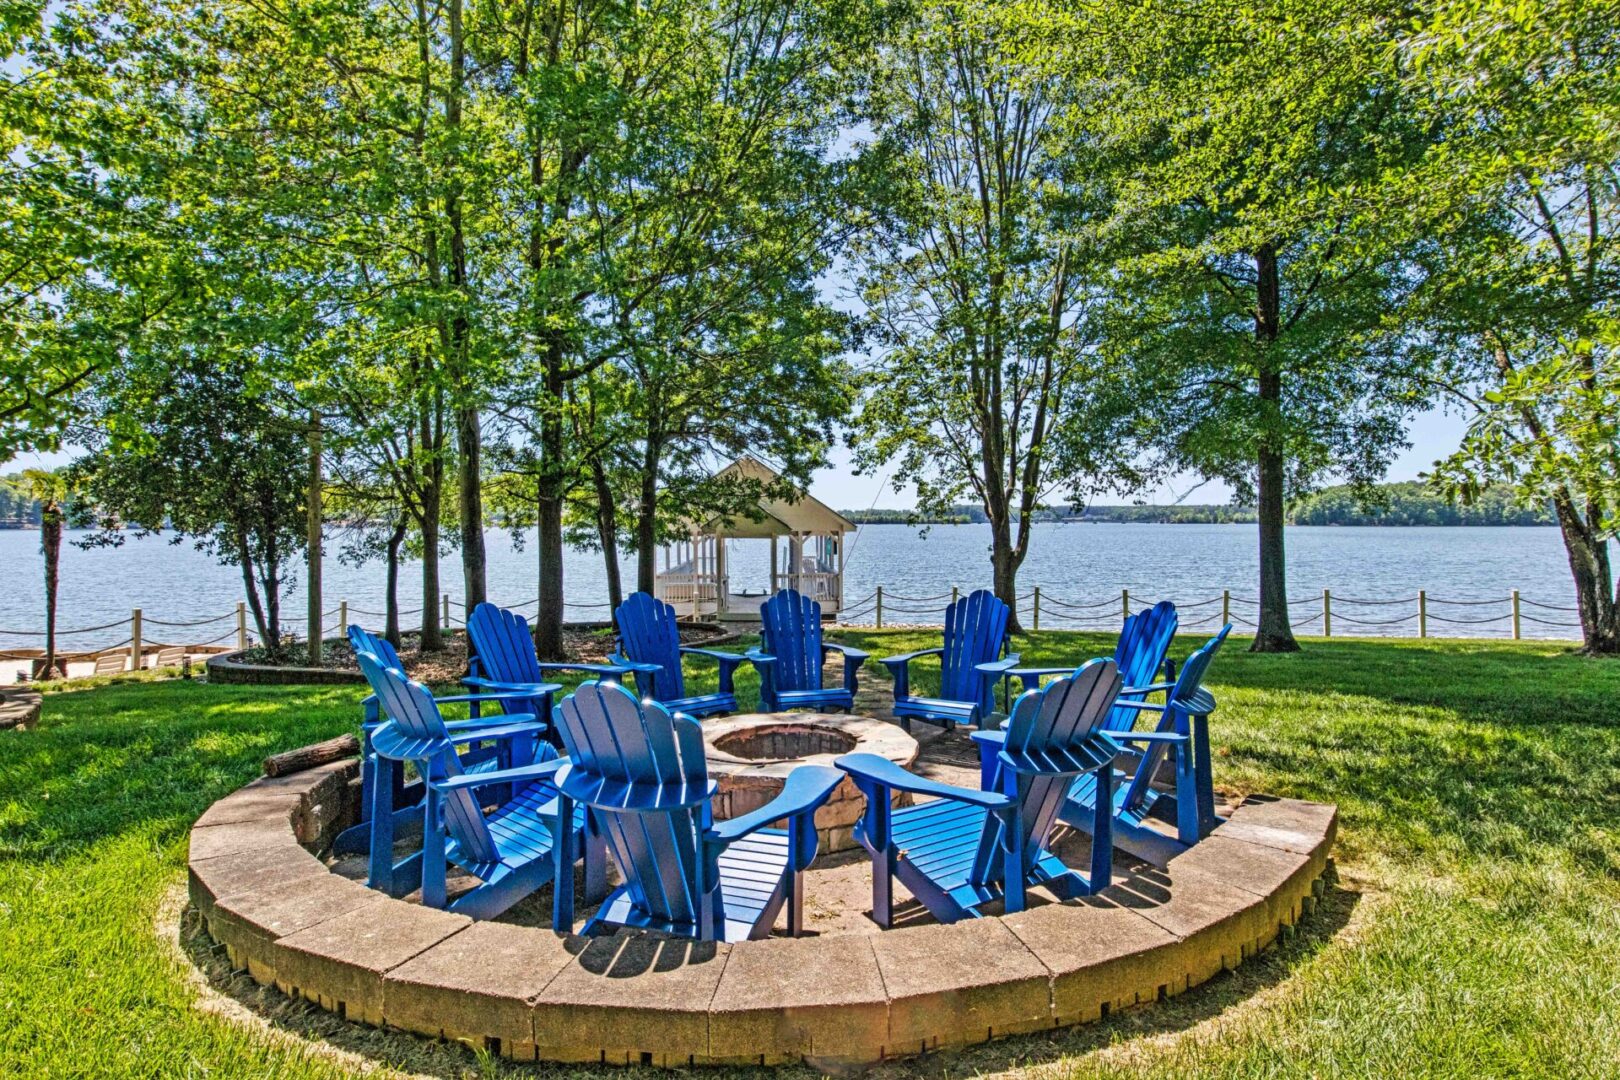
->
708, 933, 887, 1064
871, 916, 1053, 1050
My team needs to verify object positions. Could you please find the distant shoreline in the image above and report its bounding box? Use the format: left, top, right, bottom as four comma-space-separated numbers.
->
842, 480, 1554, 528
842, 515, 1556, 527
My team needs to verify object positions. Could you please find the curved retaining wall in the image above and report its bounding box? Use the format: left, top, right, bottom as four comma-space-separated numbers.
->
189, 762, 1336, 1067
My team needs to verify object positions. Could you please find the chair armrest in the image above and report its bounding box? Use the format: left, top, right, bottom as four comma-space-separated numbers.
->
442, 716, 546, 736
974, 654, 1023, 678
823, 642, 870, 661
606, 655, 663, 676
433, 689, 560, 706
534, 661, 635, 678
744, 649, 778, 667
1125, 682, 1175, 695
681, 647, 748, 664
1006, 665, 1073, 679
1114, 730, 1188, 744
879, 647, 944, 669
707, 765, 843, 844
430, 758, 566, 793
1113, 699, 1167, 713
445, 721, 550, 744
835, 752, 1012, 811
461, 675, 559, 694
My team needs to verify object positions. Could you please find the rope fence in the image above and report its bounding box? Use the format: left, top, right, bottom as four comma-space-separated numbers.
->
834, 584, 1586, 639
0, 581, 1592, 678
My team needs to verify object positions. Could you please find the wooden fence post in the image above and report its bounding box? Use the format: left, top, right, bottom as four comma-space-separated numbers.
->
951, 585, 959, 607
875, 586, 884, 629
339, 600, 348, 635
442, 594, 451, 631
1323, 589, 1331, 638
236, 602, 248, 650
1122, 589, 1130, 619
131, 608, 143, 671
1222, 589, 1231, 625
1032, 586, 1041, 631
1511, 590, 1521, 640
1418, 590, 1427, 638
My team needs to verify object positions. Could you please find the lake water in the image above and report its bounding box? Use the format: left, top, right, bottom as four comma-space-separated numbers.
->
0, 523, 1589, 648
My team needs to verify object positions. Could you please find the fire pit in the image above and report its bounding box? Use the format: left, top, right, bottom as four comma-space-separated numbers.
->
703, 713, 919, 852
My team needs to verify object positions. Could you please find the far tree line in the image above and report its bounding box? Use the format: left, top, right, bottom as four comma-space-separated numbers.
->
2, 0, 1615, 655
845, 484, 1556, 527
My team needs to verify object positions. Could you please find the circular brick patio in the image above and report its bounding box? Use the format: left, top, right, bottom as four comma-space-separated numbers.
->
189, 759, 1336, 1067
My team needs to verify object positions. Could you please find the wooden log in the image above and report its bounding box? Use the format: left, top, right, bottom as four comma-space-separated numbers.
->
263, 733, 361, 778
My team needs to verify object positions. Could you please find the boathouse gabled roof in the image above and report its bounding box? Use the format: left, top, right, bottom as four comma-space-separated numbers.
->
690, 455, 855, 539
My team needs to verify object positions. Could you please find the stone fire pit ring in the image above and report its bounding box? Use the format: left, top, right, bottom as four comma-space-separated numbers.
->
703, 712, 919, 853
188, 760, 1338, 1067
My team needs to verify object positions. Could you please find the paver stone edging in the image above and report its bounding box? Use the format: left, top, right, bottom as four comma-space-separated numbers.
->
189, 764, 1336, 1067
0, 688, 41, 730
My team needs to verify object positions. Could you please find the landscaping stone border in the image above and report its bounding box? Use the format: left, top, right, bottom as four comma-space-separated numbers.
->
0, 688, 41, 730
189, 763, 1335, 1067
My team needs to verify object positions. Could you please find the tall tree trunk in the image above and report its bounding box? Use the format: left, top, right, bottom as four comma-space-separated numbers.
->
1551, 492, 1620, 654
420, 479, 443, 651
306, 412, 323, 662
385, 517, 406, 648
446, 0, 486, 612
234, 532, 272, 649
989, 515, 1023, 634
40, 500, 60, 679
1251, 243, 1298, 652
458, 408, 486, 609
536, 481, 565, 659
261, 536, 283, 653
635, 434, 662, 594
530, 326, 569, 658
590, 456, 623, 610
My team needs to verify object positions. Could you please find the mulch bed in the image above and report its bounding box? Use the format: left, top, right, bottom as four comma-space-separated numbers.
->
237, 624, 730, 684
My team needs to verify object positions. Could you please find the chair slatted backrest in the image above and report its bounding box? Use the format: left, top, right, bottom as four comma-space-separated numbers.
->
354, 649, 500, 866
613, 592, 685, 701
348, 625, 404, 673
1120, 625, 1231, 812
972, 659, 1122, 883
759, 589, 824, 693
1107, 601, 1179, 731
939, 589, 1011, 702
553, 681, 709, 928
465, 603, 550, 718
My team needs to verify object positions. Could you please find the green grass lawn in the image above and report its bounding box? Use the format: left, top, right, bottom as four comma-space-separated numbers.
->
3, 633, 1619, 1078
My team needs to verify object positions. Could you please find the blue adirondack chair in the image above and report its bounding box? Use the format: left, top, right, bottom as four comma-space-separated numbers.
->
749, 589, 868, 713
608, 591, 749, 719
335, 625, 559, 896
355, 650, 604, 921
837, 659, 1125, 927
1007, 600, 1179, 696
465, 603, 636, 730
549, 680, 842, 942
881, 588, 1020, 730
1056, 626, 1231, 864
